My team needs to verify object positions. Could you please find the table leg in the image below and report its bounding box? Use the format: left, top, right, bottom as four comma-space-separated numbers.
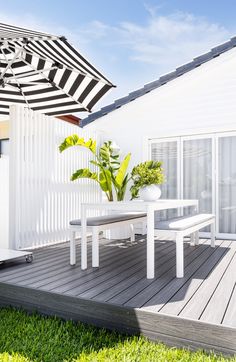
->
147, 206, 155, 279
70, 230, 76, 265
81, 205, 87, 270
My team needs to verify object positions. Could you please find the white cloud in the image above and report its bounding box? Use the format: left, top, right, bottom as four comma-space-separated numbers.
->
71, 10, 234, 109
0, 9, 232, 72
121, 12, 230, 69
0, 8, 234, 110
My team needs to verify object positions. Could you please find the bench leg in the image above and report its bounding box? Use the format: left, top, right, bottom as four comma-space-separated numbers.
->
211, 222, 215, 247
142, 221, 147, 235
92, 226, 99, 267
190, 233, 195, 246
176, 234, 184, 278
130, 224, 135, 242
70, 230, 76, 265
195, 231, 199, 245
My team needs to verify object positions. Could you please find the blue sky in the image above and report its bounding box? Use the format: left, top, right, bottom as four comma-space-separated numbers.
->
1, 0, 236, 113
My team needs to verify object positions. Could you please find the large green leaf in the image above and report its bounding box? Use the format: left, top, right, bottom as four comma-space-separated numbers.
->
115, 153, 131, 188
99, 169, 112, 193
99, 144, 111, 162
90, 160, 101, 168
71, 168, 98, 182
117, 174, 130, 201
59, 134, 96, 154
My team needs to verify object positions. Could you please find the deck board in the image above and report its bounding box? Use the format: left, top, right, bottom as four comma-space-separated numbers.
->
121, 240, 211, 308
38, 240, 146, 292
179, 241, 236, 321
146, 240, 229, 314
93, 243, 174, 302
73, 240, 172, 301
200, 251, 236, 324
0, 236, 235, 355
223, 283, 236, 328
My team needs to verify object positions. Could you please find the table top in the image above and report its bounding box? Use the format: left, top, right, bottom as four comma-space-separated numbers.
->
81, 199, 198, 211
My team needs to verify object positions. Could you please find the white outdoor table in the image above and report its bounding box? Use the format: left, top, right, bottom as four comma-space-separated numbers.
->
80, 199, 199, 279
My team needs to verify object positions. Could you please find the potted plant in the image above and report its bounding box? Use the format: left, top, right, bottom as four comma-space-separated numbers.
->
59, 135, 131, 201
130, 160, 165, 201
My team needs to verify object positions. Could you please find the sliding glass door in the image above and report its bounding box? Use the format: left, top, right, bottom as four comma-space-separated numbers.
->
183, 136, 213, 210
149, 131, 236, 238
151, 139, 179, 222
182, 137, 213, 231
218, 135, 236, 235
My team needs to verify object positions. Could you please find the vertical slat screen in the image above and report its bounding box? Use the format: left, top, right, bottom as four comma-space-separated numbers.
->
9, 105, 101, 249
0, 155, 9, 248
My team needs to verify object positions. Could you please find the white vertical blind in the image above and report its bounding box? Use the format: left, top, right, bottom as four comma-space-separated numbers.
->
151, 140, 179, 222
9, 105, 101, 249
183, 138, 212, 231
183, 138, 212, 213
218, 135, 236, 234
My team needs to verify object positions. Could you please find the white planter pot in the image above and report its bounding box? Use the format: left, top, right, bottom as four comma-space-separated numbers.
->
139, 184, 162, 201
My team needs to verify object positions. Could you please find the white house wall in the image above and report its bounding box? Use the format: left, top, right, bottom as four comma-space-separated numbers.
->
86, 47, 236, 167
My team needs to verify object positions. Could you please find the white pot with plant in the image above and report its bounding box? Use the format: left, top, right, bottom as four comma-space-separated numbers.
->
130, 161, 165, 201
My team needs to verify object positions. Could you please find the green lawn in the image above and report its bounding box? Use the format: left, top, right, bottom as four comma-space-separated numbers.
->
0, 308, 234, 362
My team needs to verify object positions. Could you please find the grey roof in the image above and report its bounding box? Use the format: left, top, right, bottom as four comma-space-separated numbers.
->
81, 36, 236, 127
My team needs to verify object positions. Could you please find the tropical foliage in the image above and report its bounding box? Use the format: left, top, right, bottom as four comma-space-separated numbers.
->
130, 160, 164, 199
59, 135, 131, 201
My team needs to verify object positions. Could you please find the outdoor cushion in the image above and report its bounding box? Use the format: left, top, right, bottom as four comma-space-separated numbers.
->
70, 213, 147, 227
156, 214, 214, 231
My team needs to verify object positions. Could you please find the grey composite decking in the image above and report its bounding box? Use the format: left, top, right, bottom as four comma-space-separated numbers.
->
0, 236, 236, 356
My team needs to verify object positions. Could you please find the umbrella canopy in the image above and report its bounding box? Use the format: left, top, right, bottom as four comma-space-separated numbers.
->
0, 23, 114, 116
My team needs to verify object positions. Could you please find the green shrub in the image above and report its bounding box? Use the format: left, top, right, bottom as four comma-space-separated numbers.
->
130, 160, 165, 199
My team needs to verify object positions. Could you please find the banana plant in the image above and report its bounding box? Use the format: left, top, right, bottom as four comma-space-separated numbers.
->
59, 135, 131, 201
113, 153, 131, 201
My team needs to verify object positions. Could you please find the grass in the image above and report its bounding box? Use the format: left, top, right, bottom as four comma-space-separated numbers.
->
0, 308, 235, 362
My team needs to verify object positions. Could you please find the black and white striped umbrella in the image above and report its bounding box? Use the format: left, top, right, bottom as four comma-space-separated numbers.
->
0, 23, 114, 116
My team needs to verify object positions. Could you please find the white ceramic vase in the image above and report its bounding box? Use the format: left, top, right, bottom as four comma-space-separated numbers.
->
139, 184, 162, 201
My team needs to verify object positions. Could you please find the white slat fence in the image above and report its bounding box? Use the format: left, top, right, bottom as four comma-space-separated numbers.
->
9, 105, 101, 249
0, 154, 9, 249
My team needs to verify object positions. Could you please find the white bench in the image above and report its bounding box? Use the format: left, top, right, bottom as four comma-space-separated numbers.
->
154, 213, 215, 278
69, 213, 147, 267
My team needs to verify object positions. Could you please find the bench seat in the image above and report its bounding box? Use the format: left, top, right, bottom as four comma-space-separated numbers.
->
70, 213, 147, 226
155, 213, 215, 278
69, 212, 147, 267
157, 214, 214, 231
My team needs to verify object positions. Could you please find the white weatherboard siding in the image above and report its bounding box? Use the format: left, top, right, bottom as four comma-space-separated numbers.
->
86, 47, 236, 167
85, 47, 236, 238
